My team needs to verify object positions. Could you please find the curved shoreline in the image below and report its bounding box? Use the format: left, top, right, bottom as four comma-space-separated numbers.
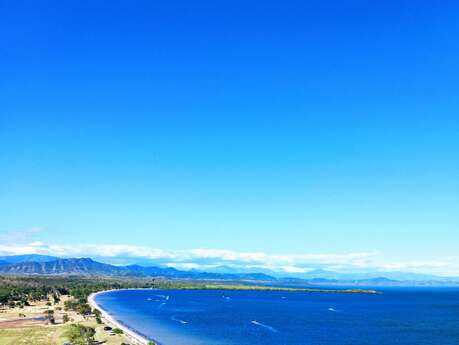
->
88, 289, 156, 345
87, 286, 378, 345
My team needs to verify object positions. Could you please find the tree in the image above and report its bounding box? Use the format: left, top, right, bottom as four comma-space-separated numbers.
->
64, 324, 96, 345
77, 303, 92, 317
0, 289, 10, 304
44, 309, 55, 324
92, 308, 102, 323
112, 327, 123, 335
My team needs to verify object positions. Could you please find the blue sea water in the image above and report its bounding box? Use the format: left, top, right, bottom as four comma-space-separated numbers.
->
94, 287, 459, 345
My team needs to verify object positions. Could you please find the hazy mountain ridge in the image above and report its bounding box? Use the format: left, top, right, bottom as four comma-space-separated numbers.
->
0, 255, 458, 286
202, 266, 459, 283
0, 256, 276, 281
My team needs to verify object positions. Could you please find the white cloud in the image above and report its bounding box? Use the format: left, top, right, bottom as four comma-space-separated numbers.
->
166, 262, 202, 270
0, 241, 458, 276
376, 258, 459, 275
280, 265, 306, 273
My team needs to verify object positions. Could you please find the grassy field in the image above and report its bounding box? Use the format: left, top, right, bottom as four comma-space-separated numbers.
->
0, 326, 66, 345
0, 320, 129, 345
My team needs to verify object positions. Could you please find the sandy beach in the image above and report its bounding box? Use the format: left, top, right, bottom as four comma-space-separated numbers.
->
88, 290, 154, 345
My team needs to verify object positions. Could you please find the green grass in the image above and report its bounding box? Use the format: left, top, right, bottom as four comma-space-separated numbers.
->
0, 322, 129, 345
0, 326, 65, 345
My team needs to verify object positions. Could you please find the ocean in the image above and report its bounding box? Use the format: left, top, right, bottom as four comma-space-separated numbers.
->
94, 287, 459, 345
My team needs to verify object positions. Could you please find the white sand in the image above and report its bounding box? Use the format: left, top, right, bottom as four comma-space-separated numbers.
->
88, 290, 154, 345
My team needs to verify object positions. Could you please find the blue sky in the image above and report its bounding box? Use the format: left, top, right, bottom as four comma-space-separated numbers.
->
1, 1, 458, 275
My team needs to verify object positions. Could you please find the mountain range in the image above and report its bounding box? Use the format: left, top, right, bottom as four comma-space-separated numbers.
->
201, 265, 453, 282
0, 256, 274, 281
0, 254, 458, 286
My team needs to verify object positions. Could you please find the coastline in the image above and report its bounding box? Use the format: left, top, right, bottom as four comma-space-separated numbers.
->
87, 286, 379, 345
88, 290, 154, 345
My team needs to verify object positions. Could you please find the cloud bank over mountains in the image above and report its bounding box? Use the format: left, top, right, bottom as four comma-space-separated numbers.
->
0, 240, 458, 277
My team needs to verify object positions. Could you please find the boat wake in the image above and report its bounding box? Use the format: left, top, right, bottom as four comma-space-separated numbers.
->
171, 316, 188, 324
251, 320, 279, 333
158, 302, 167, 309
155, 294, 170, 301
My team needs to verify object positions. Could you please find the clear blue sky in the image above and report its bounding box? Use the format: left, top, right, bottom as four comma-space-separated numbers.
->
1, 1, 458, 273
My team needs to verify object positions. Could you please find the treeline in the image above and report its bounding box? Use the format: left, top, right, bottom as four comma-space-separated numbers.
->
0, 275, 164, 307
0, 275, 237, 308
0, 275, 377, 308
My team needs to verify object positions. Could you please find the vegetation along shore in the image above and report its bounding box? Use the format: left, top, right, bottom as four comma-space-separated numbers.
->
0, 275, 379, 345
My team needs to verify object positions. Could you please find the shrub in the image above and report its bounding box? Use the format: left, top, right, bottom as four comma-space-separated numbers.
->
112, 327, 124, 335
64, 324, 96, 345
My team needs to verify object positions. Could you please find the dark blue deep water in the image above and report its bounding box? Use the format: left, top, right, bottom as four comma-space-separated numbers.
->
95, 288, 459, 345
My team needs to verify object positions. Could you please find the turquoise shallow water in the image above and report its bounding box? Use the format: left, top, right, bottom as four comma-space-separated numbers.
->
95, 287, 459, 345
